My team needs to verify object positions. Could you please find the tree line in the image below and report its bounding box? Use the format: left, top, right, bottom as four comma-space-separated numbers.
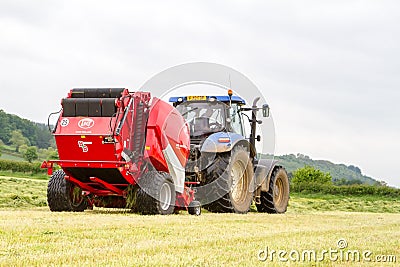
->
0, 109, 57, 163
0, 109, 53, 149
290, 166, 398, 197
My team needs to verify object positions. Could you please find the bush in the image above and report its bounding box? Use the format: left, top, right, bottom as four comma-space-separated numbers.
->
24, 146, 39, 163
292, 166, 332, 185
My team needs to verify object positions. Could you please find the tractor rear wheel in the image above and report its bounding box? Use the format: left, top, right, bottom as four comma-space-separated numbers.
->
47, 170, 88, 212
256, 167, 289, 213
136, 171, 176, 215
203, 145, 254, 213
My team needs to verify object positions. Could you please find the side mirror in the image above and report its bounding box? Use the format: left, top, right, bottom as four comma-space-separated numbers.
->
262, 104, 270, 117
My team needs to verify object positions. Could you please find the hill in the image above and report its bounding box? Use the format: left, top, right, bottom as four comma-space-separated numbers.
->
275, 153, 378, 185
0, 109, 53, 149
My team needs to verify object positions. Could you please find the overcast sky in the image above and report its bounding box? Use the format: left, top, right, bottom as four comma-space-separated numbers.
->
0, 1, 399, 186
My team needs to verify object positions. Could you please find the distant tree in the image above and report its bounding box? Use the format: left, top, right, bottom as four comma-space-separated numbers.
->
19, 144, 29, 155
48, 148, 59, 160
296, 153, 310, 160
333, 178, 345, 186
292, 166, 332, 185
379, 180, 388, 187
9, 130, 29, 152
350, 179, 364, 185
348, 165, 362, 174
0, 139, 3, 156
334, 178, 364, 186
24, 146, 38, 163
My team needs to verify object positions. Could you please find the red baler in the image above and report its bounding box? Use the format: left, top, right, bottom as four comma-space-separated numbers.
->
43, 88, 200, 215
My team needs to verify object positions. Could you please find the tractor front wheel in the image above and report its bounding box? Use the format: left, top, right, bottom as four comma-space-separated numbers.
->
47, 170, 88, 212
256, 166, 289, 213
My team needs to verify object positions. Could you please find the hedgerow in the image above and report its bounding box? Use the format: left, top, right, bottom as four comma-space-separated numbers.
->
291, 182, 400, 197
0, 159, 45, 174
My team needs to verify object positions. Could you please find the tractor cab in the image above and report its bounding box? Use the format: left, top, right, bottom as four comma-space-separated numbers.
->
169, 95, 247, 138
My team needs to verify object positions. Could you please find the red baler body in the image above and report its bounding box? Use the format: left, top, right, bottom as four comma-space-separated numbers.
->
44, 88, 193, 208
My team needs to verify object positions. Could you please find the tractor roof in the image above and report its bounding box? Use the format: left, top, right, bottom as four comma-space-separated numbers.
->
169, 96, 246, 105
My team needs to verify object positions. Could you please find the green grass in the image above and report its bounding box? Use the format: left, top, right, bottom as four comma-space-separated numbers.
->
0, 152, 24, 161
0, 176, 399, 266
1, 144, 17, 152
289, 192, 400, 213
0, 176, 47, 209
0, 145, 24, 160
0, 170, 48, 180
0, 210, 399, 266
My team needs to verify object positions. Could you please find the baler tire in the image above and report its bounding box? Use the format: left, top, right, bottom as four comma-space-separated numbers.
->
47, 170, 71, 212
203, 145, 254, 214
256, 166, 289, 214
136, 171, 176, 215
47, 170, 88, 212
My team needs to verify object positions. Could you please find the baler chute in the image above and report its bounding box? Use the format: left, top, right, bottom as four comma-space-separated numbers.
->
43, 88, 200, 215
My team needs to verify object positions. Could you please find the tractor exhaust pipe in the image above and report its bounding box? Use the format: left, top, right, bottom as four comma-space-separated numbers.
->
249, 97, 260, 151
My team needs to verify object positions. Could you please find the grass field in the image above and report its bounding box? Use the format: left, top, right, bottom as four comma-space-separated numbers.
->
0, 153, 24, 161
1, 209, 399, 266
0, 176, 399, 266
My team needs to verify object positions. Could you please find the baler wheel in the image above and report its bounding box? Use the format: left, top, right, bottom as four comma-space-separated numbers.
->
256, 166, 289, 213
188, 200, 201, 216
47, 170, 87, 212
136, 171, 176, 215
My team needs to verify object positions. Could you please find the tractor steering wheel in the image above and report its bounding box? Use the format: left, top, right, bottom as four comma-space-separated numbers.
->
209, 122, 222, 130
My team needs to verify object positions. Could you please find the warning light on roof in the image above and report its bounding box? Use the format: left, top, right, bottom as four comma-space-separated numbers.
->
228, 89, 233, 96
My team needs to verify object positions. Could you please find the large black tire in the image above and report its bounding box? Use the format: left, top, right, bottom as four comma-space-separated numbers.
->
203, 145, 254, 214
256, 166, 289, 214
47, 170, 88, 212
136, 171, 176, 215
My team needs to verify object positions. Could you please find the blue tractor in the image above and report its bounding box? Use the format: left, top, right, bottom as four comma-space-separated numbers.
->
170, 91, 289, 214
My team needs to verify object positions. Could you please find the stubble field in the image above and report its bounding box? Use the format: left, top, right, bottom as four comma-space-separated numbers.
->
0, 176, 399, 266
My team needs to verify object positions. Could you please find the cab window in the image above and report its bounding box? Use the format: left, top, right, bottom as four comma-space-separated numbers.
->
229, 103, 244, 135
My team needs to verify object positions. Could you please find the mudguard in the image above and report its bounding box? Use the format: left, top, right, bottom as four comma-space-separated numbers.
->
253, 159, 279, 193
200, 132, 248, 153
